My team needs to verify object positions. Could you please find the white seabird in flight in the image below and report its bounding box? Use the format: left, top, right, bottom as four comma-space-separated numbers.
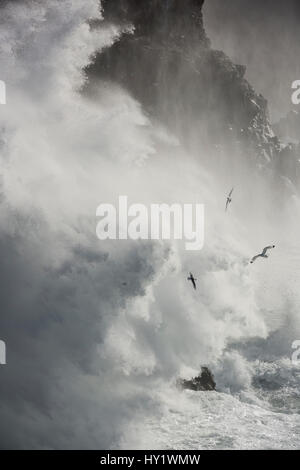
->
250, 245, 276, 264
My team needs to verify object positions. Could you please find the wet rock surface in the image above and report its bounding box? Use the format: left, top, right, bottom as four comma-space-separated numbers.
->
177, 367, 216, 392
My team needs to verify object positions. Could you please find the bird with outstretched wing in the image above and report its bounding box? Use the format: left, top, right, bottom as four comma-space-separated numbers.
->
250, 245, 275, 264
225, 187, 234, 211
187, 272, 197, 290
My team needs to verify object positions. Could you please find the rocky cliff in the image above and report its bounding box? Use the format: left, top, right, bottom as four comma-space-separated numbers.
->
88, 0, 300, 187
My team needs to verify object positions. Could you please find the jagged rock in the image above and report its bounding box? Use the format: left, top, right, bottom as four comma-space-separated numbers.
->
177, 367, 216, 392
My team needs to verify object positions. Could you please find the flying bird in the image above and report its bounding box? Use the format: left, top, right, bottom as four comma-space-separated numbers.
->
225, 188, 234, 211
188, 272, 197, 290
250, 245, 276, 264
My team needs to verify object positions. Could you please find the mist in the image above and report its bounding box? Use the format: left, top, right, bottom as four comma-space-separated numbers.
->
0, 0, 300, 450
204, 0, 300, 122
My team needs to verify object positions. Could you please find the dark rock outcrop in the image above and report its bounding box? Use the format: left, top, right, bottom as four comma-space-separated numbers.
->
177, 367, 216, 392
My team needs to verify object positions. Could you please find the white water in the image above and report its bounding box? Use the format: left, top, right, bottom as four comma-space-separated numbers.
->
0, 0, 299, 449
123, 388, 300, 450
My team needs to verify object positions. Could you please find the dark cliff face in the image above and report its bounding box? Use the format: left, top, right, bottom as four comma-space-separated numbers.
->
88, 0, 299, 185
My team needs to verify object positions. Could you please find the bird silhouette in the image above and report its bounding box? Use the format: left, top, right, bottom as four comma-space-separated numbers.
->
187, 272, 197, 290
225, 188, 234, 211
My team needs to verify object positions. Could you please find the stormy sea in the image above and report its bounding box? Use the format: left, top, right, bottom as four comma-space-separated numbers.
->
0, 0, 300, 450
